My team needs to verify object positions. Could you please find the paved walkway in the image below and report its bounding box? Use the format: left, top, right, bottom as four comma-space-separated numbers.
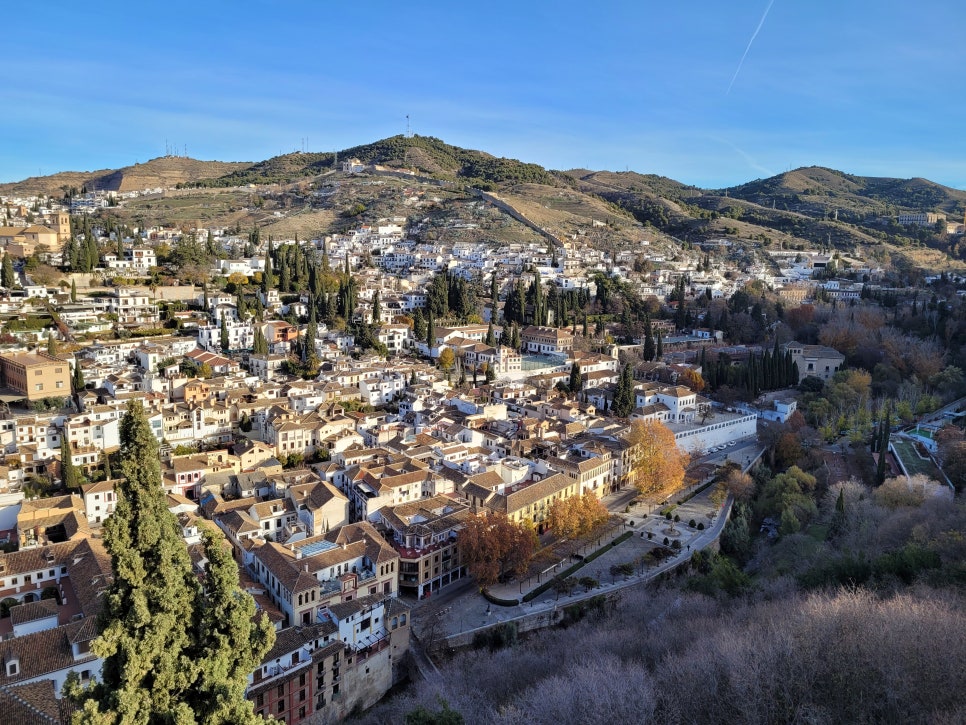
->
410, 447, 765, 647
411, 488, 732, 647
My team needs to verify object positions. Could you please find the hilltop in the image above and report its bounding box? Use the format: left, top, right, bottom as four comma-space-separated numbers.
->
5, 137, 966, 270
0, 156, 252, 197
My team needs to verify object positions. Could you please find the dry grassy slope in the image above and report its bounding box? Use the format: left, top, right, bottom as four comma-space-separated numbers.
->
0, 157, 252, 197
495, 183, 650, 247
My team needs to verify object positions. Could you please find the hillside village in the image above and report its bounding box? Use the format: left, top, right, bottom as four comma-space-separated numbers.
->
0, 155, 964, 724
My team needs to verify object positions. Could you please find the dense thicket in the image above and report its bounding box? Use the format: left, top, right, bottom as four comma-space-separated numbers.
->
362, 585, 966, 725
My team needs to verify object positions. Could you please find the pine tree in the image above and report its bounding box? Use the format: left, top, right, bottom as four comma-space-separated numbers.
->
61, 437, 80, 491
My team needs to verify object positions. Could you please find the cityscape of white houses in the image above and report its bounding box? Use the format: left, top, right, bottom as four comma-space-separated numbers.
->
0, 178, 873, 724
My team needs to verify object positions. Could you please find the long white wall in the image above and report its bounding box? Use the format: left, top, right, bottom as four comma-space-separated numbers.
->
670, 414, 758, 454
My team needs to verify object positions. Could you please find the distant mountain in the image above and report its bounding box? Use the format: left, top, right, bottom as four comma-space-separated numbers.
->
0, 157, 252, 197
721, 166, 966, 221
5, 140, 966, 270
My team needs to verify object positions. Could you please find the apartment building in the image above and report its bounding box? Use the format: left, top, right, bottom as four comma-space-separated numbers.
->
0, 352, 70, 401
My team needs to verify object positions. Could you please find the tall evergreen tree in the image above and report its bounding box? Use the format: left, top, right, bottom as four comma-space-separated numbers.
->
262, 241, 274, 294
412, 308, 426, 342
71, 278, 78, 303
252, 325, 268, 355
371, 290, 381, 324
102, 450, 112, 480
2, 253, 14, 289
73, 401, 273, 723
569, 362, 582, 393
61, 437, 81, 491
641, 325, 654, 362
485, 321, 495, 347
220, 317, 229, 353
72, 360, 85, 392
426, 311, 435, 350
613, 364, 635, 417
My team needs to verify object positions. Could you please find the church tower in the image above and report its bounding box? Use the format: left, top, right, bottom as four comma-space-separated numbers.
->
52, 212, 71, 243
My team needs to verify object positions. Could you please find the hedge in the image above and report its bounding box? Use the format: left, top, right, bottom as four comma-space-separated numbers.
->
482, 589, 519, 607
522, 531, 633, 603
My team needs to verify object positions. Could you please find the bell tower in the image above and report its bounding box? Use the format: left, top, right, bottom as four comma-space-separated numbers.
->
53, 213, 71, 242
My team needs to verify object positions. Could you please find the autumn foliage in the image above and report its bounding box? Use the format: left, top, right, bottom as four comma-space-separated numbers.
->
626, 419, 689, 499
459, 513, 538, 589
546, 493, 609, 540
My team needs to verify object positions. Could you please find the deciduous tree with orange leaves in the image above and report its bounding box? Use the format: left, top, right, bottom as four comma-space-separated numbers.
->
547, 493, 609, 540
626, 419, 689, 499
459, 512, 537, 590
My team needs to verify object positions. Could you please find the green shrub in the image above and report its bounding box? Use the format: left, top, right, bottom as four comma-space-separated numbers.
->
481, 589, 519, 607
689, 519, 697, 528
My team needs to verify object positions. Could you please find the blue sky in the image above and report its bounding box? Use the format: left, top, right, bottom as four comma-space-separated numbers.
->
4, 0, 965, 189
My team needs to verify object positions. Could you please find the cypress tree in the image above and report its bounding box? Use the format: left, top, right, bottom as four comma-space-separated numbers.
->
72, 401, 273, 723
61, 437, 80, 491
642, 327, 655, 362
569, 362, 582, 393
220, 317, 229, 353
485, 321, 495, 347
72, 360, 85, 392
262, 241, 274, 294
656, 331, 663, 360
0, 254, 15, 289
102, 450, 112, 480
613, 364, 635, 417
426, 311, 435, 350
252, 326, 268, 355
278, 251, 290, 293
371, 290, 381, 324
71, 278, 78, 303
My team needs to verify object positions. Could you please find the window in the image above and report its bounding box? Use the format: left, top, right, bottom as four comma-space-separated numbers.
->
277, 701, 285, 714
256, 694, 264, 707
277, 685, 284, 698
35, 383, 43, 391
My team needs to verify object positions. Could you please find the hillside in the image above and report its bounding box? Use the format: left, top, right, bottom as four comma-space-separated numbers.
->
7, 139, 966, 271
723, 166, 966, 222
0, 157, 252, 197
196, 135, 560, 190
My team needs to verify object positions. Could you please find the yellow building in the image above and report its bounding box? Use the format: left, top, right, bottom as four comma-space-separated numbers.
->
0, 352, 71, 401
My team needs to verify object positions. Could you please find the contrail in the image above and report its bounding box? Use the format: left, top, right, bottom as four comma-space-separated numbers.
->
727, 0, 776, 95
